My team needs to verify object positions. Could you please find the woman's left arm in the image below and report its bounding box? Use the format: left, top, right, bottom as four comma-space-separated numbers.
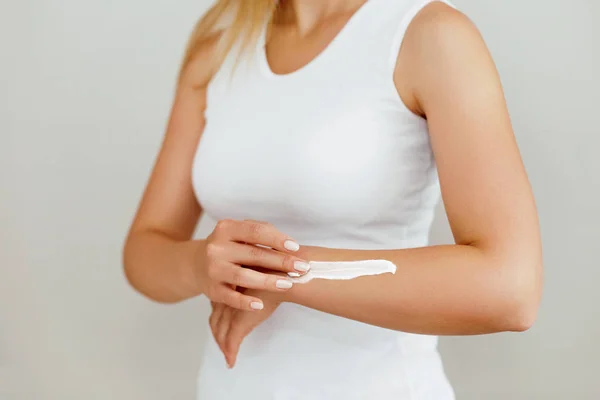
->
217, 4, 542, 366
279, 4, 542, 336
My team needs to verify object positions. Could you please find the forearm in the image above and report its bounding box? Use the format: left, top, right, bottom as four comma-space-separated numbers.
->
123, 231, 204, 303
282, 244, 540, 335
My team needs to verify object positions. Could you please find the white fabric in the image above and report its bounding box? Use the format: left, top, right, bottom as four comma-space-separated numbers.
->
192, 0, 456, 398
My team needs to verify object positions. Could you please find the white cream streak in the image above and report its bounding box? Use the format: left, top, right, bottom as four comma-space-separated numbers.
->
289, 259, 397, 284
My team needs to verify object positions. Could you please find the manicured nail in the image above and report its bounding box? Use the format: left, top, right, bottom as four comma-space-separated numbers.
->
288, 272, 301, 278
284, 240, 300, 252
250, 301, 264, 310
294, 261, 310, 272
276, 279, 293, 289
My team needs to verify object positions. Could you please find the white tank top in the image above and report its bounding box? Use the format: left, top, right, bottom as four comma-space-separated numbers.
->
193, 0, 456, 398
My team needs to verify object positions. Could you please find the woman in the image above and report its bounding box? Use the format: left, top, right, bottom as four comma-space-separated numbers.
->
123, 0, 543, 398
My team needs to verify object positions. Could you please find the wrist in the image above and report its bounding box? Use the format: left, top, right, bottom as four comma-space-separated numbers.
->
177, 239, 206, 298
280, 276, 312, 304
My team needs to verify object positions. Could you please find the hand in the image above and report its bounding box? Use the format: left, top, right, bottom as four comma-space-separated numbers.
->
209, 289, 282, 368
194, 219, 310, 311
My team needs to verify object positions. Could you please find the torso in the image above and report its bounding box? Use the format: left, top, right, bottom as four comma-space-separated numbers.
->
193, 0, 456, 398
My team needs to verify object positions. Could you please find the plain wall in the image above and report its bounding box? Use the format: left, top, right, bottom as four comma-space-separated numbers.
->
1, 0, 599, 399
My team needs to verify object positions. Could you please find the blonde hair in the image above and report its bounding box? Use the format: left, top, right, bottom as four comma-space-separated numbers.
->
179, 1, 279, 81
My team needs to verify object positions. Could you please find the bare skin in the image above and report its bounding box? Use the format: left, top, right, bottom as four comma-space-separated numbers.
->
122, 32, 311, 311
123, 0, 542, 370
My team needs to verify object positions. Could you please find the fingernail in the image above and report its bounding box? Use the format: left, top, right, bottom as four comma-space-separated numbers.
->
288, 272, 301, 278
276, 279, 293, 289
250, 301, 264, 310
284, 240, 300, 252
294, 261, 310, 272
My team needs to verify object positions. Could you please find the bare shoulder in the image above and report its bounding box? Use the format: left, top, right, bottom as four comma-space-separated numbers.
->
178, 30, 223, 90
407, 2, 481, 50
395, 2, 494, 115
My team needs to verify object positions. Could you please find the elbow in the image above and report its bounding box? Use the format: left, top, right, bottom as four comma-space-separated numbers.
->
505, 296, 539, 332
123, 260, 140, 294
122, 240, 142, 294
122, 238, 153, 301
499, 260, 543, 333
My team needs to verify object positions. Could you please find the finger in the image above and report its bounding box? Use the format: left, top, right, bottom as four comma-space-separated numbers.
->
215, 219, 301, 254
209, 303, 225, 342
213, 285, 265, 311
216, 306, 232, 346
240, 220, 269, 247
214, 261, 295, 292
216, 307, 234, 367
209, 302, 224, 328
225, 317, 252, 368
228, 242, 310, 274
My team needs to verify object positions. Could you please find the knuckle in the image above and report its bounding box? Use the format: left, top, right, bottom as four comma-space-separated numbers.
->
264, 274, 275, 290
232, 268, 244, 287
247, 222, 263, 239
226, 291, 242, 309
205, 242, 221, 260
281, 254, 294, 270
215, 219, 232, 234
235, 294, 245, 310
248, 245, 263, 259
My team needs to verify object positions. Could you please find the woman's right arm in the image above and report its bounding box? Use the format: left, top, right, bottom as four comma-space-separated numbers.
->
122, 36, 309, 309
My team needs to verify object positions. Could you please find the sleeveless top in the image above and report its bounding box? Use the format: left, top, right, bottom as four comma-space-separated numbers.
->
193, 0, 456, 398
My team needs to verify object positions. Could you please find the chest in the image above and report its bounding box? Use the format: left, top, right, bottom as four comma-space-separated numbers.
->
192, 74, 433, 226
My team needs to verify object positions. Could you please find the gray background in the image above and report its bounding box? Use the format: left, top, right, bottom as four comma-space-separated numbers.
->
1, 0, 599, 399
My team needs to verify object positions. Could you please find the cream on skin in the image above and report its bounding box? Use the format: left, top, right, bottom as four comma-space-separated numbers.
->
287, 260, 397, 283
